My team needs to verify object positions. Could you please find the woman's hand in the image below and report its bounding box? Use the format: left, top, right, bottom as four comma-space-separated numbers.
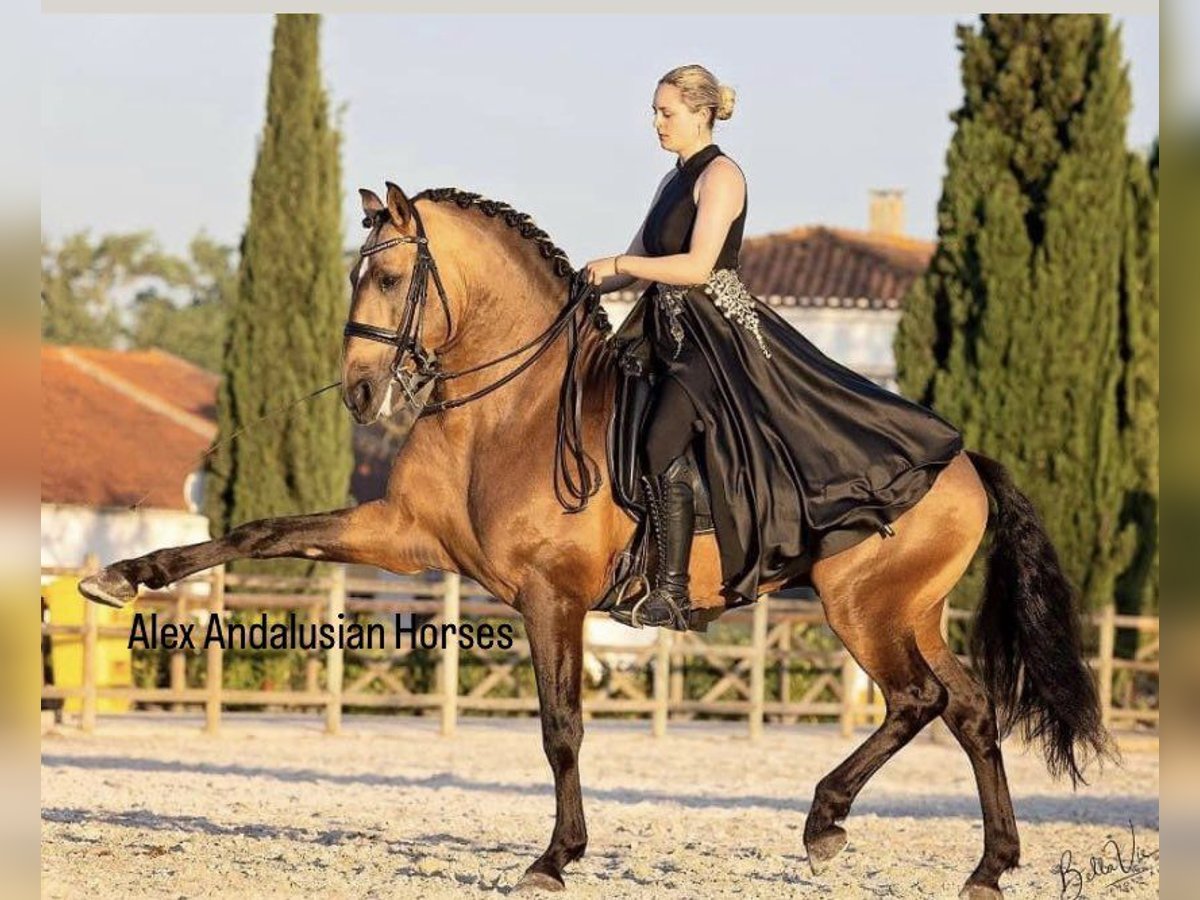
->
584, 256, 620, 286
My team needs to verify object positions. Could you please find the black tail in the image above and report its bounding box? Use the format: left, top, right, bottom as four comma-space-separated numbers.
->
966, 451, 1120, 787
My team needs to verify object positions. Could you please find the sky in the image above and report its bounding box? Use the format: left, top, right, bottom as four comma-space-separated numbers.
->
41, 14, 1159, 265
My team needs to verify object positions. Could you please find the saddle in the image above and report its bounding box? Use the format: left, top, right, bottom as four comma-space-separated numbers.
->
592, 301, 720, 630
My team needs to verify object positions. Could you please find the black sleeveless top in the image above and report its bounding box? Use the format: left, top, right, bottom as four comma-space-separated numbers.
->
642, 143, 746, 270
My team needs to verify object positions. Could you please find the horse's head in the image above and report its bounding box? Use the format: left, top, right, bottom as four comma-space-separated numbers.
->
342, 182, 456, 424
342, 182, 609, 511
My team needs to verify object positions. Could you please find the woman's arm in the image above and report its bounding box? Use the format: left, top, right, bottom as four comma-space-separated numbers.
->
595, 228, 648, 295
593, 171, 674, 295
616, 158, 745, 286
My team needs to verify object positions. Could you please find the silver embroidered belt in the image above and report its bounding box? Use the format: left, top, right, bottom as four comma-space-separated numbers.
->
653, 268, 772, 361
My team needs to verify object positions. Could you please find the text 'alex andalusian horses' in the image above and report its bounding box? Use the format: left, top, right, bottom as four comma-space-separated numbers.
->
81, 181, 1117, 898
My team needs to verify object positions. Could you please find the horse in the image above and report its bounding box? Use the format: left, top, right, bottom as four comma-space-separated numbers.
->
80, 181, 1116, 898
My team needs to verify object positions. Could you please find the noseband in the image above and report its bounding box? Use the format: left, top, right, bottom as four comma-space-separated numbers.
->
343, 199, 606, 511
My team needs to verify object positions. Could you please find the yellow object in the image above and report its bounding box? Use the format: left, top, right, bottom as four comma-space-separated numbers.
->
43, 577, 135, 713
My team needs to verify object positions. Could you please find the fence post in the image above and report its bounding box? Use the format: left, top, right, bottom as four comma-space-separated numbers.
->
749, 598, 769, 741
1098, 603, 1115, 730
653, 627, 671, 738
81, 554, 100, 733
171, 588, 187, 713
306, 601, 321, 700
325, 566, 346, 735
840, 650, 857, 739
204, 565, 225, 734
779, 618, 796, 726
441, 572, 461, 737
670, 644, 685, 717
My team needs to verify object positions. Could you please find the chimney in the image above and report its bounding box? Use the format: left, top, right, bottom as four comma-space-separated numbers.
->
868, 188, 905, 237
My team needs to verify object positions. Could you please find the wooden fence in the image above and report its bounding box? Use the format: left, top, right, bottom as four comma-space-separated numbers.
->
41, 559, 1158, 738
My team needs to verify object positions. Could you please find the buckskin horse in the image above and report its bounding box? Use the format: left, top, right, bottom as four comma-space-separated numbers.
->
80, 182, 1116, 898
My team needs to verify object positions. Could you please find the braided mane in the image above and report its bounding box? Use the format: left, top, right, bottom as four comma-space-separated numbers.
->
413, 187, 577, 280
413, 186, 614, 342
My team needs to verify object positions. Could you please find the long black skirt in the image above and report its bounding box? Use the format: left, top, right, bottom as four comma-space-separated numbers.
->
623, 279, 965, 608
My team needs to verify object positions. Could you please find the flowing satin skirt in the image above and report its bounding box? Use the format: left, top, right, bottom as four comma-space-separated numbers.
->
628, 274, 964, 608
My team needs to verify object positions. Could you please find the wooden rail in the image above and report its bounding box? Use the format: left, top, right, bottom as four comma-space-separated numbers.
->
41, 564, 1159, 738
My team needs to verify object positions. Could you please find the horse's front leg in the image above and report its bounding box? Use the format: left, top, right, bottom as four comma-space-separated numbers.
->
515, 586, 589, 892
79, 500, 444, 607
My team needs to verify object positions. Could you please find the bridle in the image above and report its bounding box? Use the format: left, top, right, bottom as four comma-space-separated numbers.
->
343, 199, 607, 512
343, 206, 451, 411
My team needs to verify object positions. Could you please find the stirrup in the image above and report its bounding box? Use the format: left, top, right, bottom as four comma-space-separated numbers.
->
608, 574, 651, 627
628, 587, 691, 631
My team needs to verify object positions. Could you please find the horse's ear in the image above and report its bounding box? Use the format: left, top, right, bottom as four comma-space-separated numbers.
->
384, 181, 415, 231
360, 188, 385, 221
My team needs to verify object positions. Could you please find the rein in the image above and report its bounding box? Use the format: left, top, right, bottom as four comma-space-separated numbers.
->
344, 202, 606, 513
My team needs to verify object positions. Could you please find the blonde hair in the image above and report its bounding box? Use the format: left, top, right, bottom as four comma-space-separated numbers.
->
659, 64, 736, 125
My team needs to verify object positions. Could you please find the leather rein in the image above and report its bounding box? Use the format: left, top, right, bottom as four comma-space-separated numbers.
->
343, 202, 605, 512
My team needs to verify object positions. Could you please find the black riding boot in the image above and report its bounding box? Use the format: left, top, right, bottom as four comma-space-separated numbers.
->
610, 453, 696, 630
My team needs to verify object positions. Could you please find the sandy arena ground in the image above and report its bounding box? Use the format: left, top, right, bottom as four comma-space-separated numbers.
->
41, 714, 1158, 899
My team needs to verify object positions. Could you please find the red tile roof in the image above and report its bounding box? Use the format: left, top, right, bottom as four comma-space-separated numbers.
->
604, 226, 935, 311
43, 345, 398, 510
737, 226, 934, 310
68, 346, 217, 422
41, 346, 218, 511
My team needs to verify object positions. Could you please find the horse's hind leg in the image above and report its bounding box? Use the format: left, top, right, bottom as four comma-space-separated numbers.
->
515, 582, 588, 892
80, 501, 444, 606
915, 614, 1020, 900
803, 604, 949, 874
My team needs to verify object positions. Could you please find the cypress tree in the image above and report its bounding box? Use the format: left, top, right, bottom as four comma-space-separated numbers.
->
895, 15, 1138, 612
1113, 141, 1159, 635
206, 14, 351, 573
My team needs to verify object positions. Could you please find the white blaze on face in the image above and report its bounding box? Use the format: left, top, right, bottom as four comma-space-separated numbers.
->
378, 381, 395, 420
354, 253, 371, 288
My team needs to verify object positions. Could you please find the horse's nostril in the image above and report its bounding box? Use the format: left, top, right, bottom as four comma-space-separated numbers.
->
354, 379, 373, 415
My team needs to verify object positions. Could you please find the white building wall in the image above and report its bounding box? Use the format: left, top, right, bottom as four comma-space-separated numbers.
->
41, 504, 211, 569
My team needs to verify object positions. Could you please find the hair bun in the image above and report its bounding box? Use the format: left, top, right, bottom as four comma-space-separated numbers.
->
715, 84, 736, 121
658, 65, 736, 126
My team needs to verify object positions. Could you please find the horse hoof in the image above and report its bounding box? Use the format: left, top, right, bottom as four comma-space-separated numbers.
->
805, 825, 848, 876
513, 870, 565, 893
959, 884, 1003, 900
78, 569, 136, 608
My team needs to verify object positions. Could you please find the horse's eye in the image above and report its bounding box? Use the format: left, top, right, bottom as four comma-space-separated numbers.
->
379, 274, 399, 292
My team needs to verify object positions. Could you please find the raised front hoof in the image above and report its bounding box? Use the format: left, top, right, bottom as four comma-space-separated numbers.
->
512, 870, 565, 893
959, 883, 1003, 900
78, 569, 137, 608
805, 825, 848, 876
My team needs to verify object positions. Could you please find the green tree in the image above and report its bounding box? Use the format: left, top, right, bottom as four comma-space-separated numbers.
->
205, 14, 352, 574
128, 232, 237, 372
895, 15, 1139, 613
41, 230, 190, 347
1113, 141, 1159, 631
